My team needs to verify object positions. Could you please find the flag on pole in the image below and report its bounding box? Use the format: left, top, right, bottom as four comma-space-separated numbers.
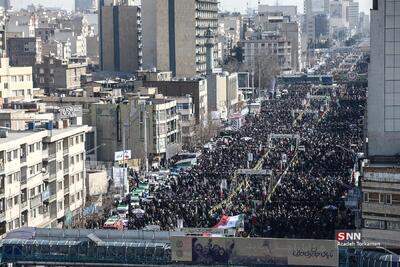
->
212, 214, 244, 229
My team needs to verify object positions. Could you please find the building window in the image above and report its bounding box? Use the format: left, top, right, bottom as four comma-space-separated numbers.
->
6, 151, 11, 162
14, 172, 20, 182
379, 193, 384, 203
392, 194, 400, 205
7, 175, 12, 184
8, 222, 12, 231
368, 192, 379, 202
29, 144, 35, 153
12, 149, 18, 159
36, 142, 41, 150
57, 142, 62, 152
58, 181, 62, 191
387, 221, 400, 230
29, 166, 34, 175
58, 162, 62, 172
386, 194, 392, 205
363, 192, 369, 202
30, 188, 35, 197
58, 201, 63, 211
364, 219, 385, 229
14, 196, 19, 205
7, 198, 12, 209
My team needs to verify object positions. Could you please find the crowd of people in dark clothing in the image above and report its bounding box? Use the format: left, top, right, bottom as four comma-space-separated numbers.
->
100, 50, 367, 240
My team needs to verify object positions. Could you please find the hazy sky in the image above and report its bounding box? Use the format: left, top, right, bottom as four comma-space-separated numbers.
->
11, 0, 373, 14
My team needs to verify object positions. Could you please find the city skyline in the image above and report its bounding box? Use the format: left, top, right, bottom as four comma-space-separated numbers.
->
11, 0, 373, 13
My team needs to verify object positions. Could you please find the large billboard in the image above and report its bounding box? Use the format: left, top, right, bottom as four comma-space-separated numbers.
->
171, 236, 338, 267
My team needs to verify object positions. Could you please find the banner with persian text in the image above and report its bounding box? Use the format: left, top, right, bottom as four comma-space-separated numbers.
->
171, 236, 338, 267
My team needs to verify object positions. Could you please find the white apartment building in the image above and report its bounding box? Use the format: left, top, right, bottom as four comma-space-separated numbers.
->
122, 91, 181, 167
0, 124, 88, 234
0, 58, 39, 101
241, 34, 292, 71
174, 95, 196, 146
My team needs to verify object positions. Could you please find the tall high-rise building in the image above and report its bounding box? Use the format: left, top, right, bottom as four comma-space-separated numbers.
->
367, 0, 400, 156
75, 0, 97, 12
303, 0, 330, 42
142, 0, 218, 77
347, 1, 360, 29
99, 0, 142, 73
0, 0, 9, 10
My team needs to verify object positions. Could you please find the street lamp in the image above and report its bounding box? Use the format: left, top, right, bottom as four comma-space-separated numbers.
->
141, 101, 149, 173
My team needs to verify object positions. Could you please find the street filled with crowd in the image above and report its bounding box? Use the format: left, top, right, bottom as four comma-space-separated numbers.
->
96, 50, 367, 240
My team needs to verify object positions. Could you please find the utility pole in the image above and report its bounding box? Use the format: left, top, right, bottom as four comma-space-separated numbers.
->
142, 102, 149, 173
122, 122, 128, 197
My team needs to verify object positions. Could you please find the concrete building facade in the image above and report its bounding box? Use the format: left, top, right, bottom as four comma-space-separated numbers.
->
141, 79, 208, 125
142, 0, 218, 77
0, 124, 88, 235
367, 0, 400, 156
0, 58, 37, 101
88, 92, 181, 166
34, 55, 87, 94
99, 0, 142, 73
241, 34, 293, 71
7, 37, 42, 67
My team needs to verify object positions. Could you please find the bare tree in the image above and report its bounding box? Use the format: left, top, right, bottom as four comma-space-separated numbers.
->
188, 115, 220, 149
253, 50, 280, 93
223, 57, 243, 74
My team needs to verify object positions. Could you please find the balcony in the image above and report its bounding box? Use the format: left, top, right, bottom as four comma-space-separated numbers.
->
42, 190, 50, 202
42, 171, 49, 182
49, 193, 57, 203
63, 148, 69, 155
64, 187, 69, 195
49, 172, 57, 181
362, 202, 400, 217
21, 201, 28, 210
42, 149, 48, 160
30, 194, 42, 209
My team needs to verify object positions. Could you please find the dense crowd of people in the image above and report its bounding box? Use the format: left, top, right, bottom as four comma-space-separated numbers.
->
98, 50, 367, 240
